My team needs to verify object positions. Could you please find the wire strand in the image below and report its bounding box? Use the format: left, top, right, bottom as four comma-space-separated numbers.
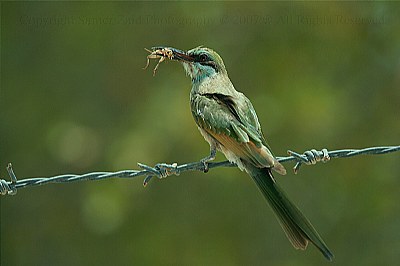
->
1, 145, 399, 196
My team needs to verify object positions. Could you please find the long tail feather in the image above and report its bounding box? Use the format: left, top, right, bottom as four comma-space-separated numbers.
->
243, 162, 334, 261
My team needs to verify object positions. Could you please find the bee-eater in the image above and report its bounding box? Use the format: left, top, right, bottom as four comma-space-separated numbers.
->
150, 46, 333, 261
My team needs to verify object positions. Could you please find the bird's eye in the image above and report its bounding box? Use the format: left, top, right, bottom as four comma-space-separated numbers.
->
199, 54, 209, 62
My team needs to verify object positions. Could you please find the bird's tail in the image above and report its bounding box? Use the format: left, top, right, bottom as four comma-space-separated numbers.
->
243, 162, 334, 261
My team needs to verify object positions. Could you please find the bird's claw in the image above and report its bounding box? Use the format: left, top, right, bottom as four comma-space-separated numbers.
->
200, 160, 210, 173
138, 162, 180, 187
199, 148, 217, 173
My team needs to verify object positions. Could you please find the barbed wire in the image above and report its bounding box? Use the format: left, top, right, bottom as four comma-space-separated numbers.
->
1, 145, 399, 196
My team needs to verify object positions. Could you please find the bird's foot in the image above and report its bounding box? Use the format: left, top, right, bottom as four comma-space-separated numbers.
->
138, 162, 180, 187
200, 159, 210, 173
199, 147, 217, 173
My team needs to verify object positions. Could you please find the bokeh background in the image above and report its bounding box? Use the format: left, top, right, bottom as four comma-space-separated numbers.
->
1, 2, 399, 265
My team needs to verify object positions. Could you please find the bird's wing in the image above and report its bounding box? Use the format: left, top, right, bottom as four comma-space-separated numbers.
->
191, 92, 286, 174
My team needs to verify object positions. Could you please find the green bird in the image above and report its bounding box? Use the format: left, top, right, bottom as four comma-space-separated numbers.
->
149, 46, 333, 261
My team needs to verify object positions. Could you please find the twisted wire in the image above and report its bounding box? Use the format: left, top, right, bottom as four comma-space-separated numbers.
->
1, 145, 399, 196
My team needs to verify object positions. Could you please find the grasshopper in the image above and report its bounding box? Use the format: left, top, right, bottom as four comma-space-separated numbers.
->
143, 47, 174, 76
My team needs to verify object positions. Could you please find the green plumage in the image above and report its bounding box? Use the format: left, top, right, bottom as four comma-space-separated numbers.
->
190, 87, 334, 261
243, 161, 334, 261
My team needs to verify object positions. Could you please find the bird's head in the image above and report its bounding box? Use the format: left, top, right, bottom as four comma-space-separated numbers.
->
151, 46, 227, 82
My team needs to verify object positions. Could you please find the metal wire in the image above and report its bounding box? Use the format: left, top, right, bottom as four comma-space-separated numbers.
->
1, 145, 399, 196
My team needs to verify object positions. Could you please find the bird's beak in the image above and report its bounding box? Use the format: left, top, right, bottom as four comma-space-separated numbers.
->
151, 46, 194, 62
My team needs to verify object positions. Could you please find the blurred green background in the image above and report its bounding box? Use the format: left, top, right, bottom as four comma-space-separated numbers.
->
1, 1, 399, 265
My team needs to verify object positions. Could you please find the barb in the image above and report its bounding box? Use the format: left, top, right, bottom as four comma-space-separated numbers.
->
1, 145, 399, 196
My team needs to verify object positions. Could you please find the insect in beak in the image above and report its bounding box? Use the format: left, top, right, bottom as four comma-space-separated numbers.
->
143, 47, 174, 76
143, 47, 194, 76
